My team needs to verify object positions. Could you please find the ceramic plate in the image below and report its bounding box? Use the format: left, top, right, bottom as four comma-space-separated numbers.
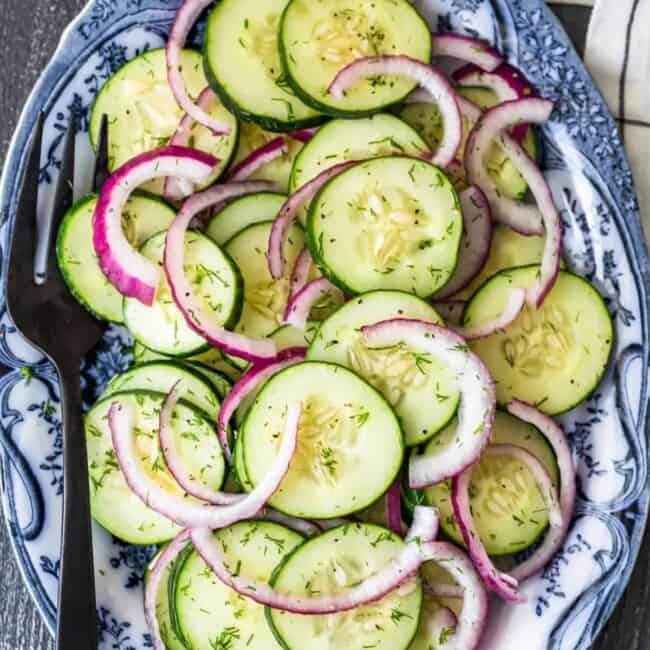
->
0, 1, 648, 648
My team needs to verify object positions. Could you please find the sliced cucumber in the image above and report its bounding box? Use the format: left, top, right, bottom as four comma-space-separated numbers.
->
424, 410, 560, 556
280, 0, 432, 116
185, 363, 232, 401
175, 521, 304, 649
89, 48, 238, 190
289, 114, 429, 203
464, 267, 613, 413
206, 191, 287, 245
454, 223, 563, 301
123, 231, 242, 356
307, 156, 462, 296
204, 0, 323, 131
86, 391, 225, 544
398, 86, 538, 200
308, 290, 460, 446
270, 322, 319, 349
268, 522, 422, 650
409, 598, 456, 649
103, 361, 220, 420
232, 121, 303, 192
56, 193, 175, 323
242, 361, 403, 518
225, 221, 305, 342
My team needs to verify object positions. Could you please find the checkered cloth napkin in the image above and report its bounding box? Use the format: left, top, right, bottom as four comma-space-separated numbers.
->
548, 0, 649, 237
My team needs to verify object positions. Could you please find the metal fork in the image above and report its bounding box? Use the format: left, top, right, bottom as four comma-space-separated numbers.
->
6, 112, 110, 649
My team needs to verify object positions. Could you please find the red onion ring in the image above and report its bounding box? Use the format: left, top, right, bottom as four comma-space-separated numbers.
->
164, 87, 219, 202
217, 347, 306, 461
164, 181, 280, 362
109, 399, 300, 528
506, 400, 576, 581
465, 97, 553, 237
289, 128, 318, 143
453, 288, 525, 340
432, 33, 503, 72
361, 319, 495, 488
257, 508, 321, 537
421, 606, 458, 647
93, 146, 216, 305
268, 161, 356, 279
385, 480, 404, 536
166, 0, 231, 135
289, 247, 313, 299
434, 185, 493, 300
159, 381, 243, 505
144, 529, 190, 650
228, 137, 288, 182
328, 56, 461, 168
406, 505, 439, 543
452, 443, 561, 602
283, 278, 342, 328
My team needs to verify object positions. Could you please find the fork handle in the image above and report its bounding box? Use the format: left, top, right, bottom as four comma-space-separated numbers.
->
55, 361, 98, 650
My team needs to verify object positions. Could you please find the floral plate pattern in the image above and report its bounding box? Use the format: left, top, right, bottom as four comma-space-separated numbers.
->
0, 1, 648, 648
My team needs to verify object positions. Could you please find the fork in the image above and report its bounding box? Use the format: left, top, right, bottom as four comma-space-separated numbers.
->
6, 112, 110, 649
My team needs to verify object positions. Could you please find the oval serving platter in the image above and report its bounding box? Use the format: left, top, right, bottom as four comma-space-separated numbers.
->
0, 1, 648, 648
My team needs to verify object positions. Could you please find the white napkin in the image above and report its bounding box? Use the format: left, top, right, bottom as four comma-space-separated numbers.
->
548, 0, 650, 236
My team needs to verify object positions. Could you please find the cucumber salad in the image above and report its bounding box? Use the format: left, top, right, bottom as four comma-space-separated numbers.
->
59, 0, 615, 648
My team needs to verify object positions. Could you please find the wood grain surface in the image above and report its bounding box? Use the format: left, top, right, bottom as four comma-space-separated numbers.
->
0, 1, 643, 648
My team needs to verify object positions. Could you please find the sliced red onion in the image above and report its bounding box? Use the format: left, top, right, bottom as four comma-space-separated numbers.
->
284, 278, 342, 328
385, 480, 404, 536
433, 300, 466, 326
361, 319, 495, 488
315, 517, 353, 530
228, 137, 288, 182
506, 400, 576, 581
164, 181, 280, 362
109, 399, 300, 528
329, 56, 461, 168
258, 508, 321, 537
452, 443, 561, 603
166, 0, 231, 135
432, 33, 502, 72
268, 161, 356, 279
406, 505, 439, 543
454, 63, 536, 142
217, 347, 306, 460
144, 528, 190, 650
421, 542, 488, 650
93, 146, 217, 305
164, 87, 218, 201
465, 97, 554, 236
289, 128, 318, 143
422, 606, 457, 647
159, 381, 243, 505
190, 508, 443, 614
453, 288, 525, 340
434, 186, 492, 300
289, 247, 313, 299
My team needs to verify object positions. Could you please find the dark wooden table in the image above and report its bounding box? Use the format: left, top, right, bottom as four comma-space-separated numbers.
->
0, 1, 646, 648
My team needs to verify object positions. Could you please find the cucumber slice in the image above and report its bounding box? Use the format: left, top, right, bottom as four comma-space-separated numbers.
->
270, 321, 319, 349
308, 290, 460, 446
280, 0, 432, 117
307, 157, 462, 296
242, 361, 403, 518
185, 363, 233, 401
289, 114, 429, 204
133, 341, 242, 383
424, 410, 560, 556
454, 223, 563, 301
204, 0, 323, 131
206, 191, 287, 245
464, 267, 613, 413
268, 522, 422, 650
103, 361, 220, 420
89, 48, 238, 191
167, 544, 194, 647
56, 194, 175, 323
175, 521, 304, 649
233, 121, 303, 192
225, 221, 305, 341
124, 231, 243, 356
86, 391, 226, 544
409, 598, 456, 649
398, 85, 538, 200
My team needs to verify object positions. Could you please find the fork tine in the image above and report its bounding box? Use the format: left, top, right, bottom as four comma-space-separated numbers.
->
93, 113, 109, 192
34, 117, 76, 285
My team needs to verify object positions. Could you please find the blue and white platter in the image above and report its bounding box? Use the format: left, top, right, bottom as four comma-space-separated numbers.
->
0, 1, 648, 648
